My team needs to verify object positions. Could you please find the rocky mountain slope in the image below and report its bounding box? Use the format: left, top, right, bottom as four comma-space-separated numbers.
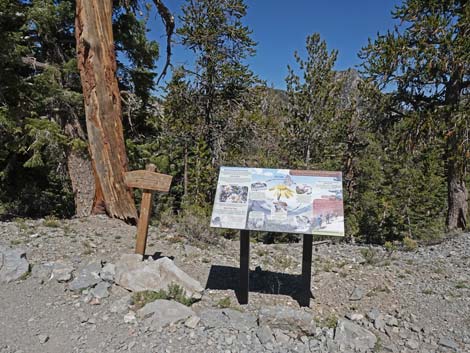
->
0, 216, 469, 353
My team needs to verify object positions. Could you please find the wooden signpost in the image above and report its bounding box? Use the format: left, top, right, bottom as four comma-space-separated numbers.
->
124, 164, 172, 256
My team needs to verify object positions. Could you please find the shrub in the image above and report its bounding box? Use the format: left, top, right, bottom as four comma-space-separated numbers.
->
402, 237, 418, 251
360, 247, 380, 265
132, 283, 197, 309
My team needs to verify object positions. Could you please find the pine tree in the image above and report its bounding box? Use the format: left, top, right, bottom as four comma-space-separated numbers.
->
360, 0, 470, 231
284, 33, 342, 169
178, 0, 257, 191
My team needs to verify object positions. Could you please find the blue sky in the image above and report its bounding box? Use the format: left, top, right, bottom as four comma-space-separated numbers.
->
148, 0, 400, 89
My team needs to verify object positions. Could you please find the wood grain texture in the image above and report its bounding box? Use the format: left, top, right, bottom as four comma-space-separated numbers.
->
75, 0, 137, 222
135, 164, 156, 255
124, 170, 173, 192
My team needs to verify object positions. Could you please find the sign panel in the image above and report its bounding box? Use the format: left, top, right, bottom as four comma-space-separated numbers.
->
210, 167, 344, 236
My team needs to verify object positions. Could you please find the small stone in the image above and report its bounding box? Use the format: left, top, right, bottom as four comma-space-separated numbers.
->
89, 297, 101, 305
257, 325, 274, 345
38, 335, 49, 344
69, 262, 102, 292
100, 263, 115, 282
77, 311, 88, 323
184, 316, 200, 329
386, 316, 398, 327
374, 315, 385, 331
334, 319, 377, 351
90, 281, 110, 299
124, 312, 136, 324
366, 308, 381, 322
349, 287, 364, 301
406, 339, 419, 350
346, 312, 364, 321
274, 330, 290, 344
438, 337, 458, 351
51, 262, 74, 282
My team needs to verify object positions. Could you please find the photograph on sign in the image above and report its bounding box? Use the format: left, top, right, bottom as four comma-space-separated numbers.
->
210, 167, 344, 236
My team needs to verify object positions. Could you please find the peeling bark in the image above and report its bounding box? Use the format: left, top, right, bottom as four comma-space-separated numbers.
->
75, 0, 137, 223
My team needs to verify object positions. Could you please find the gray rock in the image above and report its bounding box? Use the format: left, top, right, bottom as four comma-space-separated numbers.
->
137, 299, 194, 329
31, 262, 54, 281
69, 261, 102, 291
273, 329, 290, 344
438, 337, 458, 351
90, 281, 111, 299
334, 319, 377, 352
184, 315, 200, 329
114, 255, 203, 298
374, 315, 385, 331
51, 261, 74, 282
199, 309, 257, 331
38, 335, 49, 344
386, 315, 398, 327
100, 263, 115, 282
0, 246, 29, 283
349, 287, 364, 301
123, 311, 136, 324
256, 326, 274, 345
345, 312, 364, 321
366, 308, 381, 322
406, 339, 419, 350
258, 307, 316, 335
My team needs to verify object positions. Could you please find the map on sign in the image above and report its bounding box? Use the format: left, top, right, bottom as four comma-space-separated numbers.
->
210, 167, 344, 236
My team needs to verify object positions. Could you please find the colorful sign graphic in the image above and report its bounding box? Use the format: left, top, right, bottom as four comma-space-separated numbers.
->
210, 167, 344, 236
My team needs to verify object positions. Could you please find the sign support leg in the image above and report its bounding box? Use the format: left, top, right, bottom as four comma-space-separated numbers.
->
134, 164, 156, 256
239, 229, 250, 304
300, 233, 313, 307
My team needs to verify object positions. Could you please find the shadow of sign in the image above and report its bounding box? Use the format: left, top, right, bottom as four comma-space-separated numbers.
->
205, 265, 312, 306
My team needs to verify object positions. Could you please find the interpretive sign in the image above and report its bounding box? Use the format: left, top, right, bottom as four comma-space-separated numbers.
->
210, 167, 344, 236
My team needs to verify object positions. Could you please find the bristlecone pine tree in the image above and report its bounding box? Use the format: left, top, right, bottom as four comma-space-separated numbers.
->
360, 0, 470, 231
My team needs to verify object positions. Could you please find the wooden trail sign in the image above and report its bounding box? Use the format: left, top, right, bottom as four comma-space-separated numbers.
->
124, 164, 172, 256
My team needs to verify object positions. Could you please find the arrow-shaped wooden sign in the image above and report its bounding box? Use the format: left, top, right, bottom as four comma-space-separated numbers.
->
125, 164, 173, 256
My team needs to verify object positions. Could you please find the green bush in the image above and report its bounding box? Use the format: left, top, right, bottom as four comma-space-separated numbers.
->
131, 283, 197, 309
402, 237, 418, 251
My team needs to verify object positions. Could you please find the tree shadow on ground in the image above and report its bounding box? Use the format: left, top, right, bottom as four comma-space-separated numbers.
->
205, 265, 312, 306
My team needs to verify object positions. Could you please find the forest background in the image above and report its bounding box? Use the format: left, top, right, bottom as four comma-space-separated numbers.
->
0, 0, 468, 244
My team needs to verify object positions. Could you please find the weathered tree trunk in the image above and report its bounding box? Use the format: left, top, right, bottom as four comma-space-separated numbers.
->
64, 119, 95, 217
75, 0, 137, 223
446, 158, 468, 231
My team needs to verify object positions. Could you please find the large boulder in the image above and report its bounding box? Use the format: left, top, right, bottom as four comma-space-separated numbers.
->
334, 319, 377, 352
114, 254, 203, 299
0, 246, 29, 283
258, 307, 316, 335
137, 299, 195, 329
